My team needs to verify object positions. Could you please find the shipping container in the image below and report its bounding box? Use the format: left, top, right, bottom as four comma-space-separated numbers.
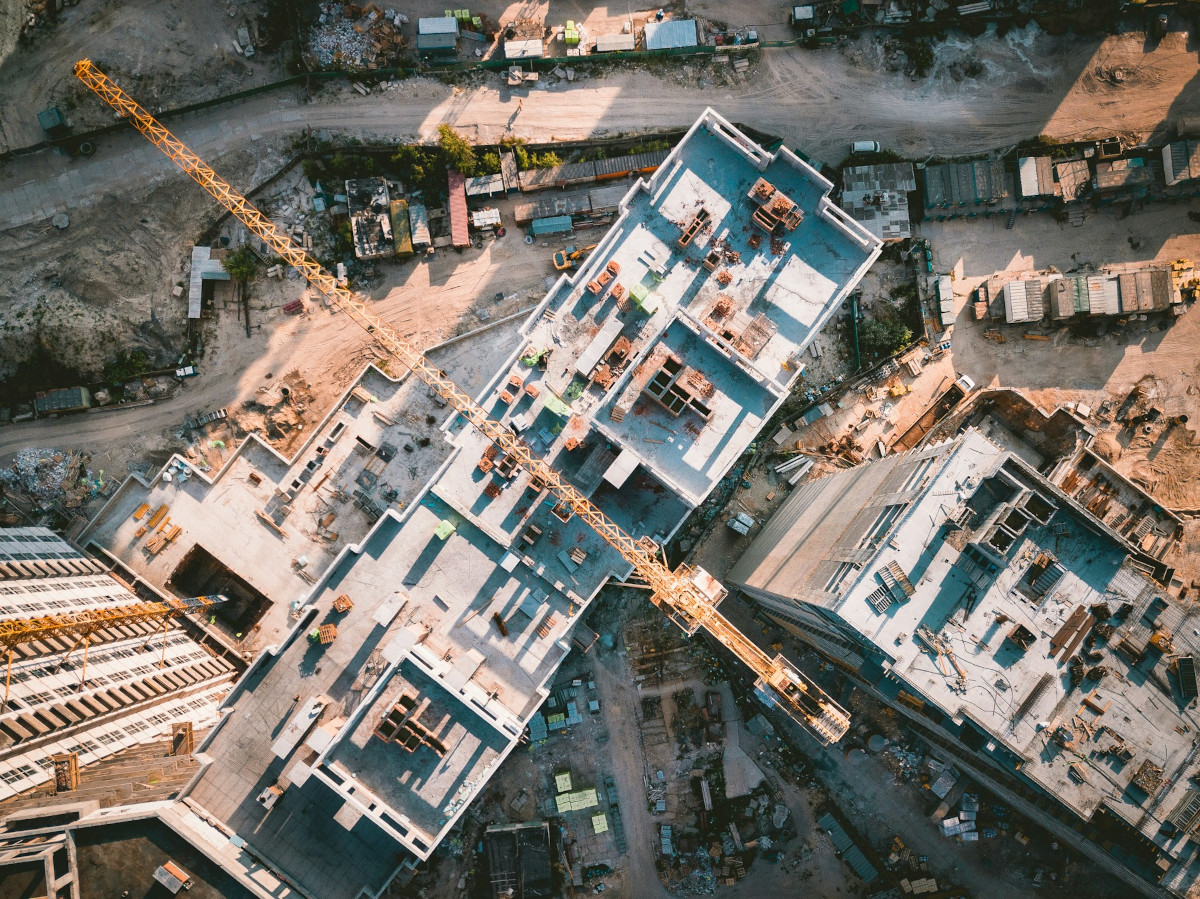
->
390, 199, 413, 257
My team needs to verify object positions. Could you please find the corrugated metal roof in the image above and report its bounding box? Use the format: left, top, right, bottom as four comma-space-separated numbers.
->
844, 163, 916, 193
595, 33, 636, 52
530, 215, 574, 236
588, 184, 630, 214
1163, 140, 1200, 186
1086, 275, 1120, 316
514, 191, 591, 224
1118, 273, 1138, 314
643, 19, 698, 50
595, 149, 670, 177
408, 202, 431, 246
505, 38, 544, 58
519, 161, 596, 191
418, 17, 458, 34
1050, 278, 1077, 319
416, 32, 457, 50
1003, 279, 1043, 323
922, 160, 1006, 206
817, 814, 878, 882
465, 173, 505, 197
1018, 157, 1041, 198
500, 151, 519, 192
447, 169, 470, 247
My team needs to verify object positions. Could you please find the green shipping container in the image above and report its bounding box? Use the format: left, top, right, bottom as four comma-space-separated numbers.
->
390, 199, 414, 257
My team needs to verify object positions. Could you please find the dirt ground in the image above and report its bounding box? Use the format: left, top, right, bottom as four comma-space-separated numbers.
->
925, 202, 1200, 584
0, 0, 286, 153
2, 23, 1198, 426
0, 169, 555, 494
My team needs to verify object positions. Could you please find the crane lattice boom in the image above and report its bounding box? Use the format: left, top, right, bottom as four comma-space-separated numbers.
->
73, 59, 849, 745
0, 595, 225, 651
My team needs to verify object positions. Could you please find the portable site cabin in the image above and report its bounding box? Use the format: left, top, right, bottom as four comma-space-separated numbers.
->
643, 19, 698, 51
390, 199, 414, 256
447, 169, 471, 248
505, 38, 544, 59
530, 215, 573, 237
417, 16, 459, 56
594, 33, 636, 52
408, 202, 432, 248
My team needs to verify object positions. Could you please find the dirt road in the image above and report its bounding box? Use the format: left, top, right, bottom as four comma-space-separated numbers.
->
4, 29, 1200, 231
592, 651, 670, 899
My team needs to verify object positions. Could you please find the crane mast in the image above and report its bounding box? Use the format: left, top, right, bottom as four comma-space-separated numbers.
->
73, 59, 849, 745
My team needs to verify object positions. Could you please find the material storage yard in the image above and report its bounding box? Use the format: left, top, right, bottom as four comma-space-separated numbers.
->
6, 3, 1200, 899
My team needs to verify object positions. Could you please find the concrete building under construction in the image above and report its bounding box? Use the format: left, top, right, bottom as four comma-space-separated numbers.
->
730, 431, 1200, 895
61, 108, 880, 899
0, 527, 237, 806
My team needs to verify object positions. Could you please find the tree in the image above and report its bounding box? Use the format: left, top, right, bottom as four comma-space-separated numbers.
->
437, 124, 478, 176
478, 151, 502, 175
223, 245, 258, 282
858, 317, 912, 363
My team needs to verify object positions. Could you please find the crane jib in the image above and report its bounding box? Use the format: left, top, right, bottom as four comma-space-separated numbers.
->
72, 59, 849, 745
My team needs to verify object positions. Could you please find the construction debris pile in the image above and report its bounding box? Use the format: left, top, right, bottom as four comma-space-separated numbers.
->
0, 448, 97, 510
306, 2, 408, 69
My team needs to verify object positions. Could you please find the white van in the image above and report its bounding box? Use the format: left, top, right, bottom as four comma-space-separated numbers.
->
852, 140, 881, 153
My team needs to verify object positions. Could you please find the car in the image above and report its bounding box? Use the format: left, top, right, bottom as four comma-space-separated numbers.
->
852, 140, 881, 153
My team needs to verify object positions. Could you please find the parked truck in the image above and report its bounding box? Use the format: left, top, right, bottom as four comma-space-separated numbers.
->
890, 374, 975, 454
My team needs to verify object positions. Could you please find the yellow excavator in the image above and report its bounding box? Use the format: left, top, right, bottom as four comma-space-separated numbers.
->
553, 244, 596, 271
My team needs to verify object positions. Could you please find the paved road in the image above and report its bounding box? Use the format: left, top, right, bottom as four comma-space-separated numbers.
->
3, 33, 1199, 230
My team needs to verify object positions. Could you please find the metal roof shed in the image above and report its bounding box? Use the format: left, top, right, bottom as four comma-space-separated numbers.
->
643, 19, 698, 51
417, 32, 458, 53
447, 169, 470, 248
595, 33, 636, 52
418, 16, 459, 34
465, 173, 505, 198
505, 39, 544, 59
408, 202, 431, 247
530, 215, 573, 236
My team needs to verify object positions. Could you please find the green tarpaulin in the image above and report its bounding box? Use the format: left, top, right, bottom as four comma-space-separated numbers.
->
543, 394, 572, 418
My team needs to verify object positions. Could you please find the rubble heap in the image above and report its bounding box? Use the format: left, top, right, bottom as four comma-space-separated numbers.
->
0, 448, 95, 510
306, 2, 408, 69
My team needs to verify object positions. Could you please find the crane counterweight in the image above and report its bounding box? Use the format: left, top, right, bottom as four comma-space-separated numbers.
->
72, 58, 849, 745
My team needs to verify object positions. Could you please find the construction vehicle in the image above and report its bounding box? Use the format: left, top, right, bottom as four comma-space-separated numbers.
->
73, 60, 850, 746
553, 244, 596, 271
0, 594, 225, 709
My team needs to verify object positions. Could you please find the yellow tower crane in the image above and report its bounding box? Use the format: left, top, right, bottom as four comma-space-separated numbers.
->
0, 593, 226, 709
73, 59, 850, 745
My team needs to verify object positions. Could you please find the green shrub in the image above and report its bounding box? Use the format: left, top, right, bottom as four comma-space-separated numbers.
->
223, 245, 258, 282
437, 124, 478, 176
